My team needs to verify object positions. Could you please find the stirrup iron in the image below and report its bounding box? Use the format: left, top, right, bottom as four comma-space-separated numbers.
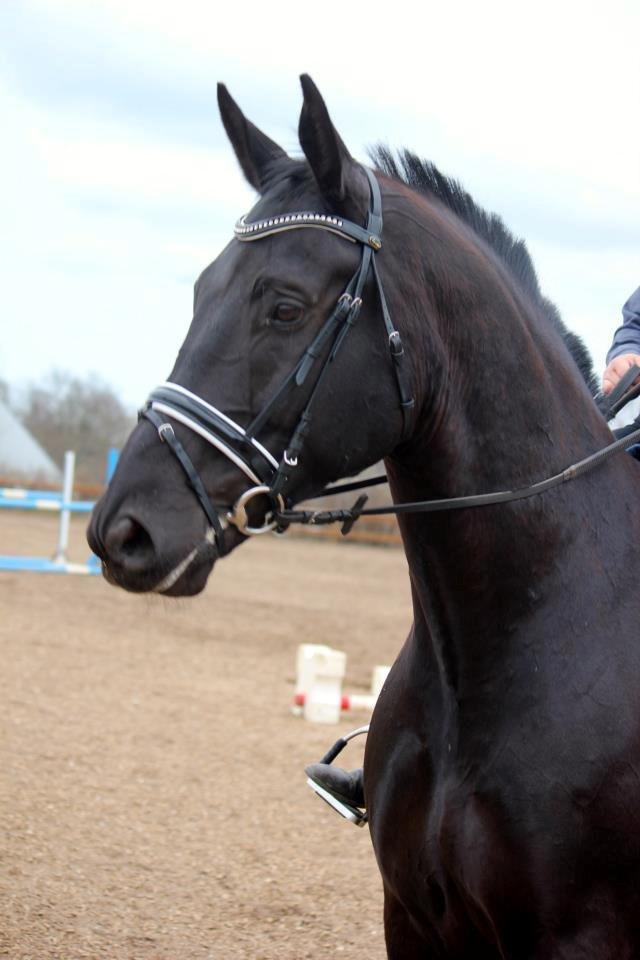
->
305, 725, 369, 827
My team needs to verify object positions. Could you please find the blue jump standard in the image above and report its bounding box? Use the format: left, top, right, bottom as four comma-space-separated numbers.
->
0, 488, 65, 500
0, 555, 101, 574
0, 497, 94, 513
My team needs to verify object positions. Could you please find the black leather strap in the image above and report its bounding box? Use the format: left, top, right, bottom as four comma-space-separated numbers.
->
371, 256, 415, 436
276, 422, 640, 531
141, 407, 227, 552
149, 386, 275, 481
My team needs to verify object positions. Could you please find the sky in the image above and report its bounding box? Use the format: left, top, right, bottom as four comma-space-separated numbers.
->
1, 0, 638, 409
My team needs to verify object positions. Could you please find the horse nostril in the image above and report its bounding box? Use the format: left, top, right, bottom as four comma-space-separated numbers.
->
104, 516, 154, 565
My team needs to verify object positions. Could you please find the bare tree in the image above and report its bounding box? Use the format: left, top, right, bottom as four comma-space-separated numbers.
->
18, 371, 134, 484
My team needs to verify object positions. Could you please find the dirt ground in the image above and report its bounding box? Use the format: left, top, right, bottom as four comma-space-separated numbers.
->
0, 511, 413, 959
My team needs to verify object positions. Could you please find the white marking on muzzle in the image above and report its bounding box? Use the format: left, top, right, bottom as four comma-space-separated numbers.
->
153, 526, 221, 594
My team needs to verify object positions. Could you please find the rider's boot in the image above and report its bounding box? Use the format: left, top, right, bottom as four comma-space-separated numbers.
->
305, 763, 365, 809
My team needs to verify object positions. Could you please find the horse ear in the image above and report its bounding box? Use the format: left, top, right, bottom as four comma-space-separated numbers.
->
298, 74, 368, 220
217, 83, 288, 193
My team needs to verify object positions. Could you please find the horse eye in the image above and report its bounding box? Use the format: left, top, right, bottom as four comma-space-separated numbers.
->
272, 303, 304, 325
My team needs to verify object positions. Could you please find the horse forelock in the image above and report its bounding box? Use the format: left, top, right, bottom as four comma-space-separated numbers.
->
257, 156, 320, 207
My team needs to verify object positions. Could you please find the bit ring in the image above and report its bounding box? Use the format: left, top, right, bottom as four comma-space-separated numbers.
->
227, 485, 285, 536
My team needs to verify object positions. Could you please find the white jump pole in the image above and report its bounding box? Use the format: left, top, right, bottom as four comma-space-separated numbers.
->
53, 450, 75, 565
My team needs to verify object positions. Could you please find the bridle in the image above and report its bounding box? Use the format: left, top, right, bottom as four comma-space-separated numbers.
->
140, 166, 414, 555
140, 168, 640, 557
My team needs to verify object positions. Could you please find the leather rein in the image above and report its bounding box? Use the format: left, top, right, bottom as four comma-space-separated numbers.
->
140, 168, 640, 552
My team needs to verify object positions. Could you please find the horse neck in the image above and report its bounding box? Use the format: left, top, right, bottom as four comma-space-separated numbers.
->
382, 191, 636, 694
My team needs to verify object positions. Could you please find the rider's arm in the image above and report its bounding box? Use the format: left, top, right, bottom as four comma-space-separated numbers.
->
601, 287, 640, 395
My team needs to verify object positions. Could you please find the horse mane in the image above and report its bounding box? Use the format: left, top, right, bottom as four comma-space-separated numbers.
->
370, 146, 599, 398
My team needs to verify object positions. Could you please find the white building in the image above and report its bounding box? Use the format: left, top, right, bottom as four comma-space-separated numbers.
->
0, 402, 61, 484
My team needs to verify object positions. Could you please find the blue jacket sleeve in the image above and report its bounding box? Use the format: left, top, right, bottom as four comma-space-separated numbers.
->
606, 287, 640, 363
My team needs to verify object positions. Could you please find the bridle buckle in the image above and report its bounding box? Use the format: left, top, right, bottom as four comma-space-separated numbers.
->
158, 422, 175, 442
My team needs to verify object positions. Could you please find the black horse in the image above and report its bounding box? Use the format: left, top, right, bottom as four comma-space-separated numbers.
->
88, 77, 640, 958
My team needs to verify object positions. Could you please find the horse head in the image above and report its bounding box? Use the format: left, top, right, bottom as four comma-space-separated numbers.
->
88, 76, 414, 595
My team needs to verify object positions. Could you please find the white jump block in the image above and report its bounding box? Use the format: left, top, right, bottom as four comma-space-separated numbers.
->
296, 643, 346, 724
294, 644, 391, 724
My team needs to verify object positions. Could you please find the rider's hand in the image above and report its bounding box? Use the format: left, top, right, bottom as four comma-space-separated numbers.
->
602, 353, 640, 395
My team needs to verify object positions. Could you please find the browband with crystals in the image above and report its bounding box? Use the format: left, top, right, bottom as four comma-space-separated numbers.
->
234, 212, 382, 251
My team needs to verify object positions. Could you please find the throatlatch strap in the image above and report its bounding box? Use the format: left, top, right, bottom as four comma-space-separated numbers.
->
370, 257, 415, 436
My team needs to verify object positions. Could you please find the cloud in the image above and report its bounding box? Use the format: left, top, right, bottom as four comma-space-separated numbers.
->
0, 2, 218, 146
